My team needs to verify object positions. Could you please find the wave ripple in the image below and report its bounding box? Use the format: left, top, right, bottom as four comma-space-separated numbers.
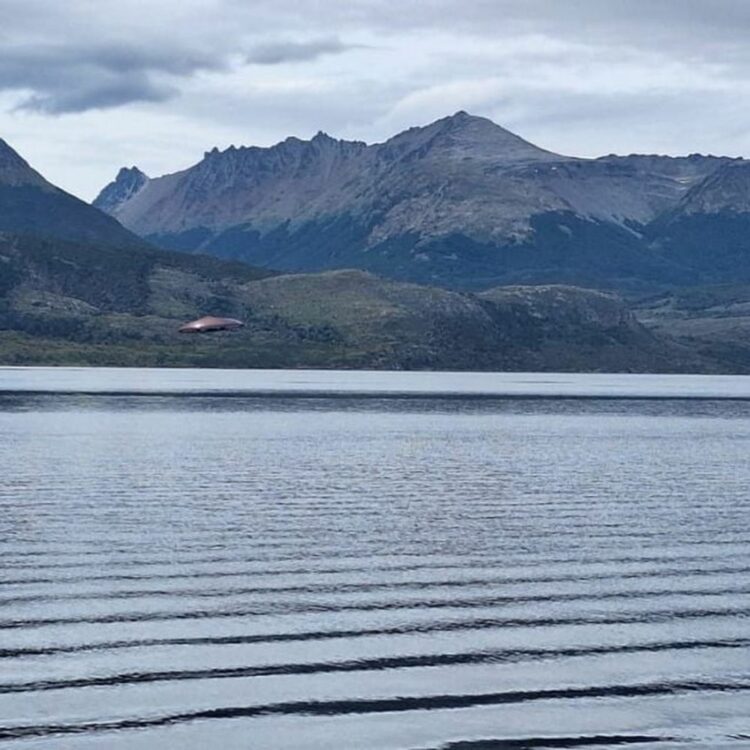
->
1, 378, 749, 749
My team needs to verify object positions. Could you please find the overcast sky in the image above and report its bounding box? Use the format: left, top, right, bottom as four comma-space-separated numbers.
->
2, 0, 750, 200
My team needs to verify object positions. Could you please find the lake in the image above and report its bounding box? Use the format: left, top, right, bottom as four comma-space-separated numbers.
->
1, 368, 749, 749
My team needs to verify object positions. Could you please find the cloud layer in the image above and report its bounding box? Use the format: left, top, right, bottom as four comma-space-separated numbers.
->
2, 0, 750, 198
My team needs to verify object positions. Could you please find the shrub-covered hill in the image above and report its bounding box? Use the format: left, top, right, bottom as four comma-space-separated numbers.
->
0, 233, 715, 371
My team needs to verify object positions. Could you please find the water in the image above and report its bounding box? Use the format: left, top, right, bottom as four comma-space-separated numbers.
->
1, 368, 749, 749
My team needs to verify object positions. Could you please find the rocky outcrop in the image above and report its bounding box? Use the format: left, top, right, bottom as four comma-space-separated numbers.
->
94, 166, 149, 214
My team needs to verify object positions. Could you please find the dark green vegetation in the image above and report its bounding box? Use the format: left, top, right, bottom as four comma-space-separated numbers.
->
0, 232, 712, 370
150, 212, 685, 294
149, 208, 739, 296
0, 184, 142, 250
0, 231, 275, 366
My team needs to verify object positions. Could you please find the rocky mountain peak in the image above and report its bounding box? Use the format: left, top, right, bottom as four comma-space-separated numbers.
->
93, 165, 149, 214
0, 140, 148, 249
183, 130, 369, 190
379, 110, 564, 165
440, 110, 501, 131
116, 165, 148, 182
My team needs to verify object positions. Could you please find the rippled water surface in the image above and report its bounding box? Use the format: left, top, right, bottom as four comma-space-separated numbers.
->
1, 368, 750, 749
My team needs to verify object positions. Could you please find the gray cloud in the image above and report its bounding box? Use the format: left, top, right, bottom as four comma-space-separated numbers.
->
0, 2, 363, 113
221, 0, 750, 53
3, 0, 750, 115
20, 78, 176, 115
4, 0, 750, 199
0, 45, 209, 114
0, 39, 230, 113
246, 37, 354, 65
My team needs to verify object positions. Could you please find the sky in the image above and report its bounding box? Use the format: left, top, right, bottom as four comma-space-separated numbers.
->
2, 0, 750, 200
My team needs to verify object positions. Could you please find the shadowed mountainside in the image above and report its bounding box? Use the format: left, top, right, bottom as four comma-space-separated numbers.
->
0, 138, 146, 249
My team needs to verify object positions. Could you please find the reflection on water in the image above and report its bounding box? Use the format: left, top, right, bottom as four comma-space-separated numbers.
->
0, 369, 749, 749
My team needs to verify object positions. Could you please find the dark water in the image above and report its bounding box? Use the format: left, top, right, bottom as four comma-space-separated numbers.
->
1, 369, 750, 749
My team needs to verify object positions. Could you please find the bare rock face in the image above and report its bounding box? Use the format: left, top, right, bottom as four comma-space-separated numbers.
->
94, 166, 149, 214
671, 160, 750, 215
92, 113, 746, 290
94, 113, 577, 241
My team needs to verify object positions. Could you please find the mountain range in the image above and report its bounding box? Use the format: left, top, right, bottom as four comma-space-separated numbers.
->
94, 111, 750, 292
2, 118, 750, 372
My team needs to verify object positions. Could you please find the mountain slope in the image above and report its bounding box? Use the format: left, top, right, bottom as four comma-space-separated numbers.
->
645, 161, 750, 283
0, 132, 742, 373
635, 282, 750, 371
0, 138, 147, 249
94, 113, 735, 291
0, 233, 712, 371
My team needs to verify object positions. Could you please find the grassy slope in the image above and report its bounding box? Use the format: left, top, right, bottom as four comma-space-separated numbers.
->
635, 283, 750, 371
